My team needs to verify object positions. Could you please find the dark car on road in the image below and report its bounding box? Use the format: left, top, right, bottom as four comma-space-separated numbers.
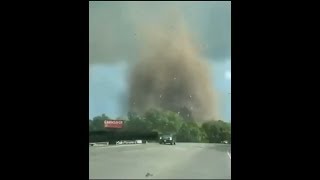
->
159, 134, 176, 145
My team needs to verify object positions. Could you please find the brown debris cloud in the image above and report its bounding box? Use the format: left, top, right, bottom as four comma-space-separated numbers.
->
128, 9, 219, 121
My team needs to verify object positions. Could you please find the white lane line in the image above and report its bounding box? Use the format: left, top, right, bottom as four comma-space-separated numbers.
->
227, 151, 231, 159
89, 144, 142, 150
108, 144, 141, 148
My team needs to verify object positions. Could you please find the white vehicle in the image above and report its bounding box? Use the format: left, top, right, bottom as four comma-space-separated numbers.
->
222, 140, 228, 144
135, 140, 142, 144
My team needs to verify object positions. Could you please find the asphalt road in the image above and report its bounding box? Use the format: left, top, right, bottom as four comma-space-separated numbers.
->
89, 143, 231, 179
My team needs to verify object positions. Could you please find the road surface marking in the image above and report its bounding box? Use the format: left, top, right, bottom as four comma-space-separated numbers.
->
89, 144, 142, 150
227, 151, 231, 159
108, 144, 141, 148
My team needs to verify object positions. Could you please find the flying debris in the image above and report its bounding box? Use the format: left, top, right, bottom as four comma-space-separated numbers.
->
128, 8, 218, 121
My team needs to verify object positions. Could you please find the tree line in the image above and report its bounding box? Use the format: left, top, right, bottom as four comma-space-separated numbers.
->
89, 109, 231, 144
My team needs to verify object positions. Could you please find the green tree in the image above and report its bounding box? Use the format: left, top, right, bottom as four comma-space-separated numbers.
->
143, 109, 162, 131
91, 114, 110, 131
202, 120, 231, 143
125, 113, 148, 132
176, 121, 204, 142
162, 111, 183, 133
89, 119, 93, 132
140, 109, 184, 134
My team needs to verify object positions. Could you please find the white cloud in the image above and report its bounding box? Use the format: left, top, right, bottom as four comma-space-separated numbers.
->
225, 71, 231, 80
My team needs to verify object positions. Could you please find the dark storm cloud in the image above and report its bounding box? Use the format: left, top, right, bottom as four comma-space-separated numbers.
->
89, 1, 230, 64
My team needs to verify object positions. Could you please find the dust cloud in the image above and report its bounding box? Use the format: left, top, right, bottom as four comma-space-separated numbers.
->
128, 9, 218, 121
89, 2, 224, 121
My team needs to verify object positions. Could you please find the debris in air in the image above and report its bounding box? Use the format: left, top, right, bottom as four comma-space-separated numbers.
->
145, 172, 153, 177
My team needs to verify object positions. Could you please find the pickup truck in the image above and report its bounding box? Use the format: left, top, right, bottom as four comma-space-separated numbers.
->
159, 134, 176, 145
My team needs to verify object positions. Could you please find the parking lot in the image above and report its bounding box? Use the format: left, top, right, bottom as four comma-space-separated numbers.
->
89, 143, 231, 179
